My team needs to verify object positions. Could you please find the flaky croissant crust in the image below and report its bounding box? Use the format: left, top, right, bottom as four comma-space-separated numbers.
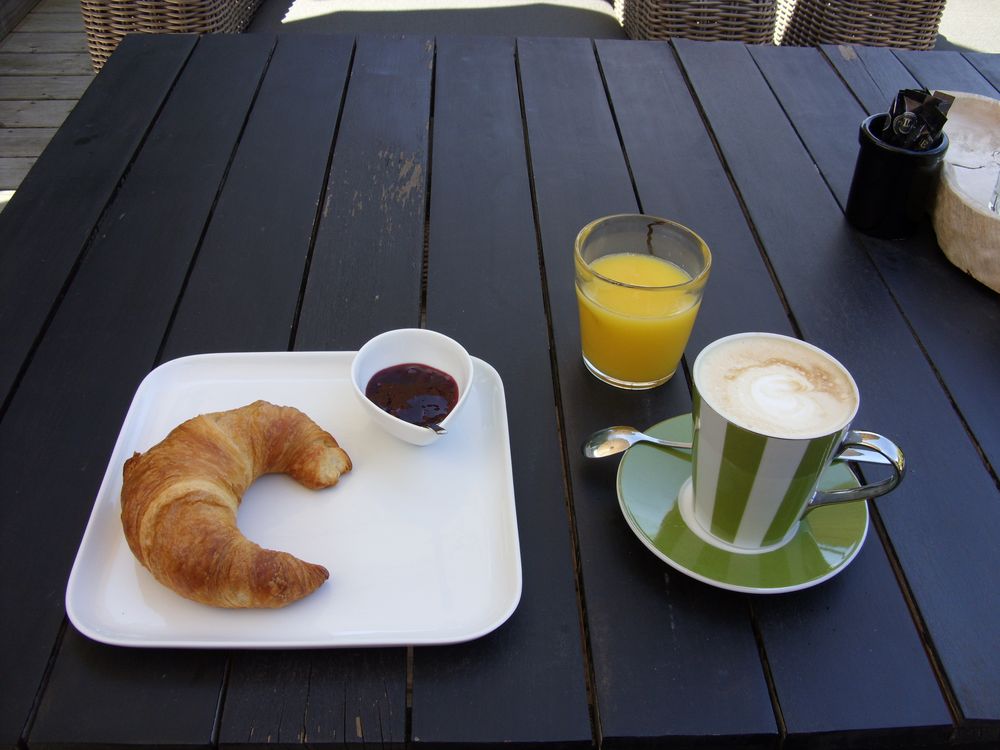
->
121, 400, 352, 608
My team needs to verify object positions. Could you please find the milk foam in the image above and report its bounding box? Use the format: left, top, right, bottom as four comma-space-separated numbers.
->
696, 335, 857, 439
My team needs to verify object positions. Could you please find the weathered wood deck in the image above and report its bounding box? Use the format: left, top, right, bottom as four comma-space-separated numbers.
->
0, 0, 93, 212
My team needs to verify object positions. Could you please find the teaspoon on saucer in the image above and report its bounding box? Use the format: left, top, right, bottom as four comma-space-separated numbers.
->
582, 425, 691, 458
583, 425, 890, 465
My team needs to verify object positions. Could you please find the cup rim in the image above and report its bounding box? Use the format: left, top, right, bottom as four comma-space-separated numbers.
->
692, 332, 861, 441
574, 213, 712, 291
861, 112, 950, 157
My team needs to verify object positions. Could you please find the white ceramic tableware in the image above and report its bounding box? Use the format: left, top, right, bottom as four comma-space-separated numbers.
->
350, 328, 475, 446
65, 350, 521, 647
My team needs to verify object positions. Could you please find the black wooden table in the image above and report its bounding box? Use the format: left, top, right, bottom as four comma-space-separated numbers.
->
1, 33, 998, 750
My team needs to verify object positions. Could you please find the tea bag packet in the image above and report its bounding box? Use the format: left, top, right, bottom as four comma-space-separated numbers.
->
880, 89, 954, 150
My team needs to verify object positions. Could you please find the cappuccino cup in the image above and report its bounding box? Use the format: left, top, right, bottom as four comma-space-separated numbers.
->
683, 332, 905, 553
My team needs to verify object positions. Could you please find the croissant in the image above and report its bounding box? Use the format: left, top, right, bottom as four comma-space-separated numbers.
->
120, 400, 352, 608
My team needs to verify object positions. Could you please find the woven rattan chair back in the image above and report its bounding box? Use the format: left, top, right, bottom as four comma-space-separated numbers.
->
775, 0, 946, 50
81, 0, 263, 70
615, 0, 777, 44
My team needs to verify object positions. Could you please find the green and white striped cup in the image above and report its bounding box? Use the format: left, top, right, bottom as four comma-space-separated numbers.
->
684, 333, 905, 553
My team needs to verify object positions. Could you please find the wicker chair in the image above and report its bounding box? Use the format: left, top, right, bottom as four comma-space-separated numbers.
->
81, 0, 263, 70
775, 0, 946, 50
615, 0, 778, 45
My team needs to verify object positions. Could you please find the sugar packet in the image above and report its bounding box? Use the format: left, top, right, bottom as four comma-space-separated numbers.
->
880, 89, 954, 151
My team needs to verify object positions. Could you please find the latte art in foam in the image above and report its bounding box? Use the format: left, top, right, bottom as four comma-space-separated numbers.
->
696, 335, 858, 439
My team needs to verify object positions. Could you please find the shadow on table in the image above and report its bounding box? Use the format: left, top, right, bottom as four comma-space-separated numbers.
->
933, 33, 976, 52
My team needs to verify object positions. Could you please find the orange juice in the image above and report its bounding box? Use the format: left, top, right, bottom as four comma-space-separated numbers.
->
576, 252, 701, 385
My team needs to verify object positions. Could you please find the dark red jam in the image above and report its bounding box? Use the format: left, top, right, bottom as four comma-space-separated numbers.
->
365, 363, 459, 427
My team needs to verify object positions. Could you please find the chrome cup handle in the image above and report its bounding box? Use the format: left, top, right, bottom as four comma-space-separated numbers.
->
807, 430, 905, 510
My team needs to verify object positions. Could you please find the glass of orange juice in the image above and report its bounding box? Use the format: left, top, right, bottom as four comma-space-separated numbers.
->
575, 214, 711, 389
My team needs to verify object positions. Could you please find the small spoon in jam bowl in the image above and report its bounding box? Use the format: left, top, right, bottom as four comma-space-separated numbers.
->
351, 329, 474, 446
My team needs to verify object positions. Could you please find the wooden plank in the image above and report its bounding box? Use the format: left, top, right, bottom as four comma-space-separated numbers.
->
0, 126, 56, 154
894, 48, 999, 97
0, 31, 89, 53
294, 34, 434, 350
0, 0, 34, 37
677, 38, 998, 737
598, 39, 790, 349
223, 650, 407, 748
819, 44, 920, 115
518, 36, 776, 746
0, 74, 93, 100
965, 51, 1000, 90
411, 35, 591, 746
32, 0, 80, 12
0, 51, 92, 74
0, 33, 192, 414
28, 635, 228, 750
13, 11, 85, 32
161, 34, 353, 359
0, 154, 31, 186
751, 44, 865, 208
0, 98, 75, 127
18, 34, 274, 749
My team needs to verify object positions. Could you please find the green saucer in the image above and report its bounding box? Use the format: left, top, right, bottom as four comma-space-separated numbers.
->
617, 415, 869, 594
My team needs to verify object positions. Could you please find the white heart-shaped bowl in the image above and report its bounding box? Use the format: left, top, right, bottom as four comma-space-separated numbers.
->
350, 328, 475, 446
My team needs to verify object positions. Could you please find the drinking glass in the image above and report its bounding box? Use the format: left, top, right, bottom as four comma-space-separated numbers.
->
574, 214, 711, 389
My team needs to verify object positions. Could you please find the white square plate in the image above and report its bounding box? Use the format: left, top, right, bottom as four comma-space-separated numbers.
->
66, 351, 521, 648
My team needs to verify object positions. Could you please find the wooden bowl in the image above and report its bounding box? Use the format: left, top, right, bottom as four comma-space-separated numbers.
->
931, 92, 1000, 293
